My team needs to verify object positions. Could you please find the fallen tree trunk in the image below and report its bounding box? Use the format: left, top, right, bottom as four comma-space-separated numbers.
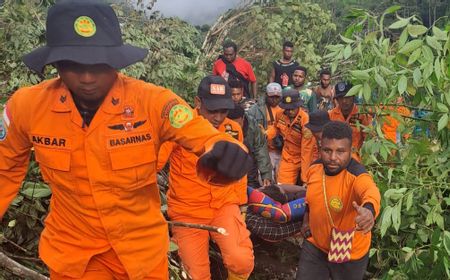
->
0, 251, 49, 280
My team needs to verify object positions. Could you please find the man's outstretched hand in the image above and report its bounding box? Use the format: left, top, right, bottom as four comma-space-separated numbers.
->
353, 201, 375, 234
198, 141, 252, 182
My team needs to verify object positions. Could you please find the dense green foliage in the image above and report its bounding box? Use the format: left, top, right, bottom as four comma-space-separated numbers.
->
324, 7, 450, 278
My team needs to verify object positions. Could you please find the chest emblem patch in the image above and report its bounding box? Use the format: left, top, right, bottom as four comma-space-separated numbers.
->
329, 196, 343, 212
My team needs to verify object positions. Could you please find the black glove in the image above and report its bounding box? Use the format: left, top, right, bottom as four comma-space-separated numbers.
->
198, 141, 252, 182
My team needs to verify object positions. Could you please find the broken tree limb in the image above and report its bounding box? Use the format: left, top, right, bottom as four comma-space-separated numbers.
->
168, 221, 229, 236
0, 251, 49, 280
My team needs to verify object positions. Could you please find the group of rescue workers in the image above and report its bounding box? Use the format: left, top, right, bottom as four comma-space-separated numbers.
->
0, 1, 394, 280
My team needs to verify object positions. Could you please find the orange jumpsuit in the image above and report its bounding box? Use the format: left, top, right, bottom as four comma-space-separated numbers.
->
0, 74, 240, 279
268, 110, 316, 184
381, 106, 411, 143
306, 159, 381, 260
157, 118, 253, 280
328, 105, 372, 161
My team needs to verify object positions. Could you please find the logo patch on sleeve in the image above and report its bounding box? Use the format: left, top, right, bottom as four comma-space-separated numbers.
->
169, 104, 193, 128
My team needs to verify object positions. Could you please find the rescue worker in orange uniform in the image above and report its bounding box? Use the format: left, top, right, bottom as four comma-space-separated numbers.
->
157, 76, 254, 280
381, 97, 411, 144
0, 2, 252, 279
297, 121, 380, 280
328, 82, 372, 161
268, 88, 316, 185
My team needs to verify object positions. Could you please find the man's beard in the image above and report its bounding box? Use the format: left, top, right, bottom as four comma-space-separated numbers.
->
320, 81, 329, 88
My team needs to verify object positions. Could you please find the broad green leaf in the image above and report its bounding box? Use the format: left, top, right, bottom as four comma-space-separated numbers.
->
21, 182, 52, 198
398, 75, 407, 94
351, 70, 371, 80
399, 39, 423, 54
8, 220, 16, 228
437, 103, 449, 113
398, 28, 408, 48
422, 45, 434, 61
346, 84, 363, 97
169, 241, 179, 252
383, 5, 401, 15
432, 26, 448, 41
435, 214, 444, 230
434, 57, 442, 80
406, 192, 413, 211
444, 231, 450, 256
392, 202, 402, 233
339, 34, 355, 44
407, 25, 428, 37
369, 248, 377, 258
426, 36, 442, 51
363, 82, 371, 102
389, 17, 410, 29
343, 45, 352, 59
375, 73, 387, 88
407, 48, 421, 65
381, 206, 393, 237
387, 168, 393, 184
438, 114, 449, 131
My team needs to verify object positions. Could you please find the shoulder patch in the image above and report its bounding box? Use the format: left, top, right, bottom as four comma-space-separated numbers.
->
169, 104, 193, 128
346, 158, 367, 176
161, 99, 180, 119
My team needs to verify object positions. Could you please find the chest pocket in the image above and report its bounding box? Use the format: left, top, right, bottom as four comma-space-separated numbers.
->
33, 142, 73, 193
107, 132, 157, 191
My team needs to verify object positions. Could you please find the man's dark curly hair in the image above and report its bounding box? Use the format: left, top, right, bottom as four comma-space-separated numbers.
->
294, 65, 307, 76
322, 121, 352, 143
223, 40, 238, 52
283, 41, 294, 49
319, 69, 331, 77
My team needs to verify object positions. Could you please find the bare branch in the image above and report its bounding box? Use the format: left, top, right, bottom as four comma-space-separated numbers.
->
0, 251, 48, 280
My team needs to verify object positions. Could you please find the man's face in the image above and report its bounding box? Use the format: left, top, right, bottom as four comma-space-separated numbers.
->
292, 70, 306, 87
282, 47, 293, 60
320, 74, 331, 88
284, 107, 299, 119
320, 137, 352, 175
223, 47, 236, 63
195, 97, 228, 128
266, 95, 281, 107
336, 96, 355, 116
231, 87, 244, 104
56, 61, 117, 107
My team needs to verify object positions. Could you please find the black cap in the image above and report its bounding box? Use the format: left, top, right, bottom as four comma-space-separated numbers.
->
279, 88, 303, 110
334, 81, 353, 98
305, 110, 331, 133
23, 0, 148, 74
197, 75, 235, 111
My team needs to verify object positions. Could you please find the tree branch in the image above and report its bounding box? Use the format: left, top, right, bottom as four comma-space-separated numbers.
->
168, 221, 228, 236
0, 251, 48, 280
